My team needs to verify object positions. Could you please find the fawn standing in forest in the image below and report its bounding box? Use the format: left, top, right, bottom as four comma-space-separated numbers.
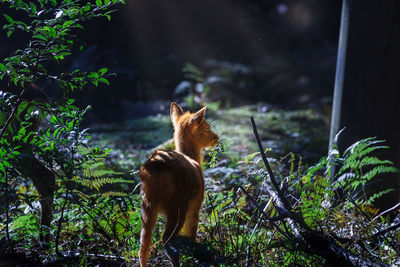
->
139, 102, 219, 266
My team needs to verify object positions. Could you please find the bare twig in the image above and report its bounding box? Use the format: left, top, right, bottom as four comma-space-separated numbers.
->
0, 88, 26, 139
249, 117, 279, 191
250, 117, 310, 232
373, 202, 400, 221
55, 188, 70, 256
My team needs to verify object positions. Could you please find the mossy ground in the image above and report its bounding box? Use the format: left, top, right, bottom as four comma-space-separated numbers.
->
89, 103, 329, 176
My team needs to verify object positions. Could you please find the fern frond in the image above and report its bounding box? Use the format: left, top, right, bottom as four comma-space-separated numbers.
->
333, 172, 356, 188
337, 159, 360, 175
364, 189, 394, 205
73, 176, 135, 191
362, 166, 399, 182
343, 137, 384, 155
305, 157, 327, 177
344, 139, 388, 159
84, 168, 121, 178
359, 157, 393, 168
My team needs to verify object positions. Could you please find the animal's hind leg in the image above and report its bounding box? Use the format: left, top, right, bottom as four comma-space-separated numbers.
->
139, 201, 157, 267
182, 200, 202, 239
163, 205, 187, 267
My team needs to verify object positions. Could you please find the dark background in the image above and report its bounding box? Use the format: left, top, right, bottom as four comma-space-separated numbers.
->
0, 0, 342, 122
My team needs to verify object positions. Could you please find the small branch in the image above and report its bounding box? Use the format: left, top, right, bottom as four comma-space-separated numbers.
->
373, 202, 400, 221
55, 188, 70, 256
373, 222, 400, 237
0, 88, 26, 139
239, 185, 290, 239
250, 117, 279, 191
79, 203, 113, 241
250, 117, 311, 232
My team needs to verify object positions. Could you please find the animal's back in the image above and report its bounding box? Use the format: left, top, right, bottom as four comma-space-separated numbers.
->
140, 149, 204, 214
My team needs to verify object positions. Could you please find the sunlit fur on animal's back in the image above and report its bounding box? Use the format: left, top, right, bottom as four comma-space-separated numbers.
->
139, 102, 219, 267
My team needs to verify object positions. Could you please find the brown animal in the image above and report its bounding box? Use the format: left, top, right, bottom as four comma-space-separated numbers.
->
139, 102, 219, 266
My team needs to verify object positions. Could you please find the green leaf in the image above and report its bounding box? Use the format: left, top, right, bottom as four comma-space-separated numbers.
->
99, 68, 108, 75
3, 161, 10, 168
3, 14, 14, 24
63, 20, 74, 29
46, 26, 57, 37
99, 78, 109, 86
0, 63, 5, 72
7, 30, 13, 38
96, 0, 102, 7
67, 99, 75, 105
29, 2, 37, 13
0, 163, 5, 175
33, 34, 48, 42
89, 72, 99, 79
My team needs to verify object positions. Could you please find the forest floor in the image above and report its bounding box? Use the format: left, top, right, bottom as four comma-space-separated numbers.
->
1, 103, 331, 266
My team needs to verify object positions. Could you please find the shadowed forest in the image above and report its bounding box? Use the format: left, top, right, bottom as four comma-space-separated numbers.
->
0, 0, 399, 266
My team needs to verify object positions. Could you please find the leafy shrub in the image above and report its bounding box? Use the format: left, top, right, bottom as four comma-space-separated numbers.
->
0, 0, 146, 264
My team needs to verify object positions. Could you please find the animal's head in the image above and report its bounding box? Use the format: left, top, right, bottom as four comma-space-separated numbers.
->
170, 102, 219, 149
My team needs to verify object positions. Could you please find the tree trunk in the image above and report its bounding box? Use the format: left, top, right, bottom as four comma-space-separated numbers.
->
331, 0, 400, 208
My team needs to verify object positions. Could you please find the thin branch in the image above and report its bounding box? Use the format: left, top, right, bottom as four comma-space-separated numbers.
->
239, 185, 290, 239
55, 187, 69, 256
0, 88, 26, 139
250, 116, 279, 191
373, 202, 400, 221
373, 222, 400, 237
250, 117, 311, 232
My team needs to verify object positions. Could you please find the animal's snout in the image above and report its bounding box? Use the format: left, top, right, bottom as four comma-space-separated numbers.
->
212, 134, 219, 146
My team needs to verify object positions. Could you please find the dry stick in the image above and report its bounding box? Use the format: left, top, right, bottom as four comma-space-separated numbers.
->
55, 187, 69, 256
249, 116, 385, 267
373, 202, 400, 221
250, 117, 310, 233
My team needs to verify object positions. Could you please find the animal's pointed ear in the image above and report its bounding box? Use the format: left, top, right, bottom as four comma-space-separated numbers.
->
191, 106, 206, 126
170, 102, 184, 126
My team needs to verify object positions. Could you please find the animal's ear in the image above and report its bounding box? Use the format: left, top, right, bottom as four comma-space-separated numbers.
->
191, 106, 206, 126
170, 102, 184, 126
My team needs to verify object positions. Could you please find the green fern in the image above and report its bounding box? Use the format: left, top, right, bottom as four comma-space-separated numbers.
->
364, 189, 395, 205
334, 137, 399, 205
73, 159, 135, 192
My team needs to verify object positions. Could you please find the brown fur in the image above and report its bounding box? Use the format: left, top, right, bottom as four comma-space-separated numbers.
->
139, 102, 219, 266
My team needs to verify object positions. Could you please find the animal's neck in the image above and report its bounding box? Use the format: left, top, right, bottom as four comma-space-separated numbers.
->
175, 136, 201, 164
